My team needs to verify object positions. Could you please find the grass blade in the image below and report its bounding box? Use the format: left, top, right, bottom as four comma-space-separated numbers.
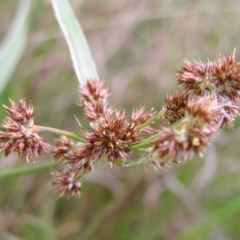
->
0, 0, 30, 94
50, 0, 99, 84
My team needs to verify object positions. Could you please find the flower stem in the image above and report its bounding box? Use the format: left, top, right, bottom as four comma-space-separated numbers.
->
0, 161, 60, 179
35, 125, 84, 142
130, 133, 159, 150
137, 110, 164, 130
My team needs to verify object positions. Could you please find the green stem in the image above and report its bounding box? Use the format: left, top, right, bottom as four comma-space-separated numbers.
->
0, 161, 60, 179
35, 125, 84, 142
170, 118, 183, 129
137, 110, 164, 130
130, 133, 159, 150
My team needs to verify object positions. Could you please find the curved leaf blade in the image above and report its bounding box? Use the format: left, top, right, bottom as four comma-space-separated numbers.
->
51, 0, 99, 84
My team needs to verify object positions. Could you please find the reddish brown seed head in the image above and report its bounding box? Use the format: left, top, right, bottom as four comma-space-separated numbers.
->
212, 50, 240, 102
79, 80, 110, 121
130, 107, 155, 133
0, 100, 49, 162
185, 96, 221, 124
51, 136, 75, 161
4, 99, 34, 127
51, 166, 81, 198
79, 80, 109, 104
177, 59, 214, 95
163, 91, 188, 124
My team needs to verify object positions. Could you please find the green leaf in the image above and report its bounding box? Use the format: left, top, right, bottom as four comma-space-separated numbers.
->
0, 0, 30, 94
50, 0, 99, 84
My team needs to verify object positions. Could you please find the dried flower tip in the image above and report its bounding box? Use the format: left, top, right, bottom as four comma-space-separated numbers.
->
130, 107, 155, 125
0, 129, 50, 162
177, 59, 214, 95
162, 91, 187, 124
79, 80, 109, 104
59, 146, 93, 175
212, 50, 240, 102
79, 80, 111, 121
185, 96, 220, 124
152, 126, 209, 162
152, 127, 184, 161
0, 100, 49, 162
74, 159, 92, 174
51, 136, 75, 160
217, 98, 239, 128
80, 111, 140, 164
83, 102, 113, 122
130, 107, 155, 133
51, 167, 81, 198
4, 99, 34, 127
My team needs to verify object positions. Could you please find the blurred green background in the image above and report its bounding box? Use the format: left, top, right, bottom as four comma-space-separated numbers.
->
1, 0, 240, 239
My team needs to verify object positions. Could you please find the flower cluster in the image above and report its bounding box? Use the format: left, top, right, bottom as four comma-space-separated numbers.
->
51, 80, 154, 196
51, 166, 81, 198
1, 51, 240, 197
0, 100, 49, 162
153, 50, 240, 167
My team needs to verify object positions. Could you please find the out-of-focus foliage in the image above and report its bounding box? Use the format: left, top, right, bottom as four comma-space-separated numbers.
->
1, 0, 240, 239
0, 0, 30, 95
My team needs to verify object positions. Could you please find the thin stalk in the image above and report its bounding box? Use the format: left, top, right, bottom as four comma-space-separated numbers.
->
137, 110, 164, 130
130, 133, 159, 150
170, 118, 183, 129
0, 161, 60, 179
35, 125, 84, 142
132, 115, 183, 151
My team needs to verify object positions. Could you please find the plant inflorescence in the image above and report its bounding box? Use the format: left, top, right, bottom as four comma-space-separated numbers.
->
0, 50, 239, 197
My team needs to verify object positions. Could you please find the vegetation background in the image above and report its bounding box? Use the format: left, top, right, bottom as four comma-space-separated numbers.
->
1, 0, 240, 239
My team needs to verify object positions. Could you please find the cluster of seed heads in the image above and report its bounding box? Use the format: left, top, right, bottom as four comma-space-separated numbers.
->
0, 50, 239, 197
